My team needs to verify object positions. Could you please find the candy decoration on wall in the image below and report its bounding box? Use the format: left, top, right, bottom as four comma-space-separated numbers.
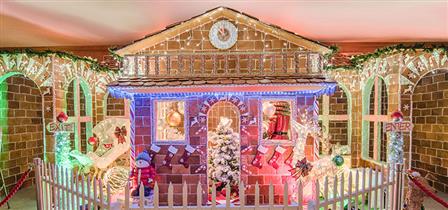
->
56, 112, 68, 123
178, 145, 196, 168
88, 135, 97, 146
241, 164, 252, 175
114, 126, 127, 144
162, 146, 178, 169
251, 145, 268, 169
284, 150, 294, 168
289, 157, 313, 181
194, 165, 206, 174
268, 146, 286, 169
148, 144, 161, 165
241, 146, 253, 154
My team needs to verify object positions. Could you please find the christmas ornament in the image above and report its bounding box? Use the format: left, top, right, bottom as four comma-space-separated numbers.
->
391, 110, 404, 122
166, 102, 183, 127
56, 112, 68, 123
289, 158, 313, 180
114, 126, 127, 144
88, 136, 97, 146
268, 146, 286, 169
178, 145, 196, 168
161, 146, 178, 169
251, 145, 268, 169
262, 102, 276, 117
332, 155, 344, 167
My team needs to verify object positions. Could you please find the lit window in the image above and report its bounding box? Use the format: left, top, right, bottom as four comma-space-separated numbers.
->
261, 99, 293, 144
154, 100, 186, 142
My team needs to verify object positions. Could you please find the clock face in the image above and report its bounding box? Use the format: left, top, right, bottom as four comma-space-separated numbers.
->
209, 20, 238, 50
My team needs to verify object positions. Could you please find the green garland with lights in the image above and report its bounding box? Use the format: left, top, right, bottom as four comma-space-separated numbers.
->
325, 43, 448, 71
0, 49, 116, 72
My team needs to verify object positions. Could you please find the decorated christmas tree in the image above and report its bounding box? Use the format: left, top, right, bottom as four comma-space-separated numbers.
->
208, 117, 240, 189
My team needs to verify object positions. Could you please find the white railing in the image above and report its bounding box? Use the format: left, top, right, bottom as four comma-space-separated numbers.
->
121, 51, 324, 77
34, 158, 403, 210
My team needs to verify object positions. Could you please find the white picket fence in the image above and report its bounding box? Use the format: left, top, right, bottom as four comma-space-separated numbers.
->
34, 158, 404, 210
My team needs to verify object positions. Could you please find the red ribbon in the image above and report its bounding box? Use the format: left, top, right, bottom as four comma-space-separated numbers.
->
0, 168, 31, 207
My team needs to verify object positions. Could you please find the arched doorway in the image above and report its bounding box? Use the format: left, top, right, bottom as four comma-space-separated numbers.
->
0, 74, 44, 189
207, 101, 241, 203
411, 69, 448, 193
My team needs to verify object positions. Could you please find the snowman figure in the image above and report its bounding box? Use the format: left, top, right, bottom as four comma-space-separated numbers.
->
130, 151, 156, 197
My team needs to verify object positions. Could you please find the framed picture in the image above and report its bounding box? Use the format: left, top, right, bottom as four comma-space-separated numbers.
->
153, 100, 187, 144
260, 98, 295, 145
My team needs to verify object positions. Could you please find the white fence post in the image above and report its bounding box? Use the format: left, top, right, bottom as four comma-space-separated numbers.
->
34, 160, 400, 210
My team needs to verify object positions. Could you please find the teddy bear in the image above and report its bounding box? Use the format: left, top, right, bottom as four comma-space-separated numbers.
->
130, 151, 156, 197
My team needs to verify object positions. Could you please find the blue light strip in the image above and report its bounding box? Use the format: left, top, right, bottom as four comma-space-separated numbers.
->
108, 83, 337, 100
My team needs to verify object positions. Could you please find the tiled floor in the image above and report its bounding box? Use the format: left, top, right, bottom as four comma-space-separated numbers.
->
1, 186, 447, 210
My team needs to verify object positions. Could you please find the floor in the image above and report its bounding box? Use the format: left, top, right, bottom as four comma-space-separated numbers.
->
0, 186, 447, 210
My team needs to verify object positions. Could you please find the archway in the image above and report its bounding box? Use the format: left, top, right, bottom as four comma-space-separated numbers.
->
362, 75, 389, 163
0, 74, 44, 189
411, 69, 448, 193
65, 78, 93, 153
207, 101, 241, 203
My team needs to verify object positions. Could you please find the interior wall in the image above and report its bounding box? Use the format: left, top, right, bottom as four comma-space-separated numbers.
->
0, 75, 43, 190
412, 69, 448, 193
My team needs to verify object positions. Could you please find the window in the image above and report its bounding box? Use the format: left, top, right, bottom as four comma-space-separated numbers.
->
362, 76, 389, 162
154, 100, 186, 142
66, 78, 93, 153
261, 99, 294, 144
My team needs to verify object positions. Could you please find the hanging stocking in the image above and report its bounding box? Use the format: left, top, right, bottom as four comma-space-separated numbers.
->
284, 150, 294, 168
162, 146, 178, 169
251, 145, 268, 169
268, 146, 286, 169
148, 144, 161, 165
178, 145, 195, 168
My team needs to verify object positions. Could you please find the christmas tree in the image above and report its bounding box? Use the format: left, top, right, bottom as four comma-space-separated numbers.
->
208, 117, 240, 189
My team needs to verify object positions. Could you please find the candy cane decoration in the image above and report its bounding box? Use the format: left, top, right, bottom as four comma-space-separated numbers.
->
194, 165, 207, 173
313, 95, 320, 161
129, 100, 136, 166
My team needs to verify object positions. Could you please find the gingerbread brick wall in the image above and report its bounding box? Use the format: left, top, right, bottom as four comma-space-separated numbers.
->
132, 94, 317, 205
412, 69, 448, 193
106, 95, 126, 116
329, 87, 349, 146
0, 75, 44, 190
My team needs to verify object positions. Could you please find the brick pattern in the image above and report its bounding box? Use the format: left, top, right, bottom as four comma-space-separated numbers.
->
142, 18, 306, 54
106, 95, 125, 116
132, 95, 316, 205
0, 75, 44, 191
411, 69, 448, 193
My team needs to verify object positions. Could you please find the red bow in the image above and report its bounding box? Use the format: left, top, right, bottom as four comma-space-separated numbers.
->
289, 157, 313, 180
114, 126, 127, 144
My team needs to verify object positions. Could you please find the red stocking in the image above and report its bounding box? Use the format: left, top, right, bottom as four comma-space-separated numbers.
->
268, 146, 286, 169
251, 145, 268, 169
178, 145, 195, 168
162, 146, 178, 169
284, 150, 294, 168
148, 144, 161, 165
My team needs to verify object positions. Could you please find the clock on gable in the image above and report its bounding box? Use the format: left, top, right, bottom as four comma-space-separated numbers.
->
209, 20, 238, 50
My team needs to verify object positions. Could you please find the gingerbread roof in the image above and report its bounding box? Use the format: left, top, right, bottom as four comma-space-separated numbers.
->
114, 7, 331, 56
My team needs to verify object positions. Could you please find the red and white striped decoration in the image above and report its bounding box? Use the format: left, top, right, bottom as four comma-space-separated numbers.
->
129, 100, 136, 167
313, 95, 320, 161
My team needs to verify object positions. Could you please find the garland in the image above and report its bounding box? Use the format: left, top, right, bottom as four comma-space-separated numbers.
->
0, 49, 116, 72
325, 43, 448, 71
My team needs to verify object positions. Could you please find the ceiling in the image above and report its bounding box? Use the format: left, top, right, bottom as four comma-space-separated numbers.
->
1, 0, 447, 48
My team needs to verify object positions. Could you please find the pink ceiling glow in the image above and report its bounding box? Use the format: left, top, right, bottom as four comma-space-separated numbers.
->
1, 1, 447, 47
